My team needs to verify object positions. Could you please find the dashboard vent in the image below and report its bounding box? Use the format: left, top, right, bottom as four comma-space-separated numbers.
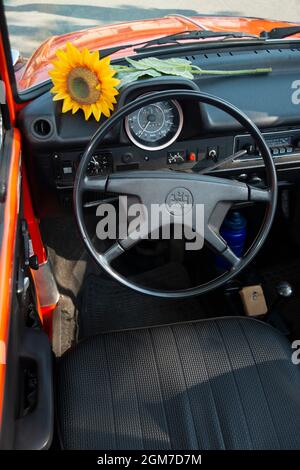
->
32, 118, 52, 138
185, 47, 300, 68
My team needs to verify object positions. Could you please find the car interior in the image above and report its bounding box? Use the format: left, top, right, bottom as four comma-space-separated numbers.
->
1, 22, 300, 450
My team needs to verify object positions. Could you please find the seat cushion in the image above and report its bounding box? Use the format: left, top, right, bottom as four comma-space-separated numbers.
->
57, 317, 300, 449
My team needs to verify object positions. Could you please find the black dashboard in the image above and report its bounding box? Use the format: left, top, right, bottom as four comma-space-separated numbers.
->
18, 44, 300, 209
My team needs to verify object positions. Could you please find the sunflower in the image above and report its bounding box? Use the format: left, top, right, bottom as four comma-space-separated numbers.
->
49, 42, 120, 121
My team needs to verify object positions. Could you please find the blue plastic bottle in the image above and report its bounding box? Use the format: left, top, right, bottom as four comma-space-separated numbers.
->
216, 211, 247, 271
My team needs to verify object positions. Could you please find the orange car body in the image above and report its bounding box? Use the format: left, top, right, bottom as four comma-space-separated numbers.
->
17, 15, 300, 91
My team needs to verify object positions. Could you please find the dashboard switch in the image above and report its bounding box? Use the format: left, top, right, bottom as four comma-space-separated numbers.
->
188, 152, 197, 162
244, 143, 256, 155
167, 151, 186, 164
122, 152, 134, 164
62, 161, 73, 177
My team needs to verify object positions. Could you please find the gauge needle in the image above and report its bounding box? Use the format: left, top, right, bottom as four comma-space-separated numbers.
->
139, 120, 150, 137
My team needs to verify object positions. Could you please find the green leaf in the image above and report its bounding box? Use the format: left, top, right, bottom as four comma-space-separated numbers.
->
125, 57, 194, 79
116, 69, 161, 88
113, 57, 273, 88
162, 57, 193, 66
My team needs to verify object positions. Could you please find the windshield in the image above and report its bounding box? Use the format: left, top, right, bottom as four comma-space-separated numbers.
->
4, 1, 300, 91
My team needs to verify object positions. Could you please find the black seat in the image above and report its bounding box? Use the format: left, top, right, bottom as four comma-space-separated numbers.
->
57, 317, 300, 449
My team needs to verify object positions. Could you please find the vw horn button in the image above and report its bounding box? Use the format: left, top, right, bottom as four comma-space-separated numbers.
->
166, 187, 194, 216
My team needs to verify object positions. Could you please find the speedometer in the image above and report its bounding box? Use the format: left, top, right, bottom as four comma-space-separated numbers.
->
125, 99, 183, 151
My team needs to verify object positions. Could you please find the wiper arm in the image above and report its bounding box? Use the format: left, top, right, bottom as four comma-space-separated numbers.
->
260, 26, 300, 39
135, 30, 260, 50
100, 30, 260, 57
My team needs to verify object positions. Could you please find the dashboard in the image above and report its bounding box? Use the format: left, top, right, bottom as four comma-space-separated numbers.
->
18, 44, 300, 209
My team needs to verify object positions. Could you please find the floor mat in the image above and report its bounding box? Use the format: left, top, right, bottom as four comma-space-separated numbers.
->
260, 259, 300, 339
78, 263, 207, 338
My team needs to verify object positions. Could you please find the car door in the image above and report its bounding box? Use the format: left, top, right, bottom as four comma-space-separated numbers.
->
0, 3, 53, 449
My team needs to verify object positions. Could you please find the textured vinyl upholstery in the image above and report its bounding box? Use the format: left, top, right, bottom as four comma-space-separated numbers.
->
57, 317, 300, 449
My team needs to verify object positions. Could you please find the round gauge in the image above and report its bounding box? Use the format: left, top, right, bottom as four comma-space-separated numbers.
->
125, 99, 183, 151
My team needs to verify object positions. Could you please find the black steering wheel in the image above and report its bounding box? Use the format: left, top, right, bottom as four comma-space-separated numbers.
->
74, 89, 277, 298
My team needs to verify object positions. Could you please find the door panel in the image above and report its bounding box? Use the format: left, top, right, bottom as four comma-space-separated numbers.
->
0, 2, 54, 444
0, 124, 53, 450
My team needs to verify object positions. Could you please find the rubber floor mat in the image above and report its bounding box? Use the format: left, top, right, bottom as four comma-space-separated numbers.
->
260, 259, 300, 338
78, 263, 207, 339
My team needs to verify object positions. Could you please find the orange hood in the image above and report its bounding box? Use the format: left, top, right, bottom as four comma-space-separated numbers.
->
17, 14, 300, 91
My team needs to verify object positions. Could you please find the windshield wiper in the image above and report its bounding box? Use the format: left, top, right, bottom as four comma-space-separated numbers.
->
100, 30, 261, 57
260, 26, 300, 39
135, 30, 260, 50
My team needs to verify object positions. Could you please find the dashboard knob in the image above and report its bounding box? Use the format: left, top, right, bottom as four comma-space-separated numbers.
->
237, 173, 248, 182
276, 281, 293, 298
248, 175, 263, 186
208, 148, 218, 161
244, 143, 256, 155
122, 152, 134, 163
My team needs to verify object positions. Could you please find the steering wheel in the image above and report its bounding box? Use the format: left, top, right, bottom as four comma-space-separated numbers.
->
74, 89, 277, 298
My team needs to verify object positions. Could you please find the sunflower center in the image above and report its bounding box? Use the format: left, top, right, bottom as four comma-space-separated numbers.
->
67, 67, 101, 105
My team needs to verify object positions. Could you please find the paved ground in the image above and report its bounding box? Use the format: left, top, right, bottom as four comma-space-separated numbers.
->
4, 0, 300, 57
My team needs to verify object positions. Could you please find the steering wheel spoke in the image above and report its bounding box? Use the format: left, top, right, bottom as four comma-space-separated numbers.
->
102, 220, 151, 265
81, 175, 108, 192
205, 228, 241, 267
101, 242, 125, 264
248, 186, 271, 202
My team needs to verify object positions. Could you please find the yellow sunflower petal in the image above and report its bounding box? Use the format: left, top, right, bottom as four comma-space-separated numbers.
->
99, 100, 111, 117
82, 105, 92, 120
99, 56, 111, 68
66, 42, 82, 65
81, 47, 91, 67
91, 103, 101, 121
71, 103, 80, 114
90, 50, 100, 63
62, 97, 75, 113
55, 49, 68, 62
52, 91, 68, 101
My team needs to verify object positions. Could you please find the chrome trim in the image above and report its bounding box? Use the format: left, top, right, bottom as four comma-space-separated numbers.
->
277, 165, 300, 173
31, 260, 59, 308
11, 48, 20, 67
211, 153, 300, 173
125, 99, 184, 151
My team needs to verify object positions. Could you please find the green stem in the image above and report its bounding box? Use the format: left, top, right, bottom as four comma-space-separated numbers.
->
191, 67, 272, 75
113, 65, 272, 75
